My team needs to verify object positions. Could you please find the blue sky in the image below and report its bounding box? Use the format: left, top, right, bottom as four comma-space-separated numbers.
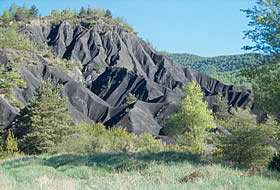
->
0, 0, 256, 57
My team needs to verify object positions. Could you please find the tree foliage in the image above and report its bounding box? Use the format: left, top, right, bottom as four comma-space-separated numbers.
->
241, 0, 280, 115
0, 130, 19, 159
163, 81, 216, 154
14, 80, 72, 154
123, 93, 137, 106
29, 5, 39, 18
242, 0, 280, 54
212, 93, 231, 121
105, 9, 112, 18
1, 9, 11, 25
214, 109, 278, 168
0, 64, 26, 100
79, 7, 87, 17
0, 25, 35, 51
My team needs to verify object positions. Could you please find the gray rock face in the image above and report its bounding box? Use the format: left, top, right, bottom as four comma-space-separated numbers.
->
0, 21, 253, 134
0, 97, 17, 130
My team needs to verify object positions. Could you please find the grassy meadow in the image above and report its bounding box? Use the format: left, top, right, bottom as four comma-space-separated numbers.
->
0, 152, 279, 190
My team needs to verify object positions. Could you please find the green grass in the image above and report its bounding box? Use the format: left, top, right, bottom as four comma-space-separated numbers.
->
0, 152, 279, 190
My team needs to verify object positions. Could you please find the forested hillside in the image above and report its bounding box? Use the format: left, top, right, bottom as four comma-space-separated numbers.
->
164, 52, 272, 87
164, 52, 270, 75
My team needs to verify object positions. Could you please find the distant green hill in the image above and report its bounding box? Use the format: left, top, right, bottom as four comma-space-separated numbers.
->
164, 52, 271, 88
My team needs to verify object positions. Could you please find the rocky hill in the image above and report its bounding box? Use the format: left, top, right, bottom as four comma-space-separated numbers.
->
0, 19, 253, 135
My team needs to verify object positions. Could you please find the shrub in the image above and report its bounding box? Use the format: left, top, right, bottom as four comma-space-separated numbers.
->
133, 133, 164, 152
0, 64, 26, 100
214, 109, 277, 168
0, 130, 19, 159
49, 122, 173, 154
123, 93, 137, 106
0, 25, 35, 51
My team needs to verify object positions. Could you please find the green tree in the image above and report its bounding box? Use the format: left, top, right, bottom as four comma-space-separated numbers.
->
0, 25, 35, 51
9, 3, 18, 18
163, 81, 216, 154
14, 5, 30, 22
213, 93, 231, 121
29, 5, 38, 18
87, 7, 94, 16
61, 9, 73, 19
0, 64, 26, 100
241, 0, 280, 115
1, 9, 11, 24
49, 9, 61, 18
79, 7, 87, 17
105, 9, 112, 18
93, 8, 105, 17
14, 80, 72, 154
214, 109, 277, 168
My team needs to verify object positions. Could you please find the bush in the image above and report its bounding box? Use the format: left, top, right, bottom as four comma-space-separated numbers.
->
0, 64, 26, 100
123, 93, 137, 106
0, 130, 19, 159
214, 109, 277, 168
0, 25, 35, 51
50, 122, 174, 154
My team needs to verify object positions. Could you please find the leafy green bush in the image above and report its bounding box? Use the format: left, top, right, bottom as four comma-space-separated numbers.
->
0, 130, 20, 159
0, 25, 35, 51
113, 17, 135, 33
123, 93, 137, 106
214, 109, 277, 169
49, 58, 81, 72
0, 64, 26, 100
50, 122, 174, 154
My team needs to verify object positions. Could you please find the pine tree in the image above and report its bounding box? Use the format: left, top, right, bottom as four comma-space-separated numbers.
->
14, 80, 72, 154
29, 5, 38, 18
213, 93, 231, 121
0, 64, 26, 100
1, 9, 11, 25
105, 9, 112, 18
87, 7, 94, 17
163, 81, 216, 154
79, 7, 87, 17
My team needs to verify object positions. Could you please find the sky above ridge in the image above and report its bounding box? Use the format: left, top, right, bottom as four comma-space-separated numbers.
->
0, 0, 257, 57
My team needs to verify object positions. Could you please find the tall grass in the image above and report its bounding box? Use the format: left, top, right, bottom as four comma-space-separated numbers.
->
0, 152, 279, 190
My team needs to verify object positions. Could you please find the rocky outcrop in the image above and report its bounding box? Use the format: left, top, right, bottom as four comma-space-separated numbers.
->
0, 20, 253, 134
